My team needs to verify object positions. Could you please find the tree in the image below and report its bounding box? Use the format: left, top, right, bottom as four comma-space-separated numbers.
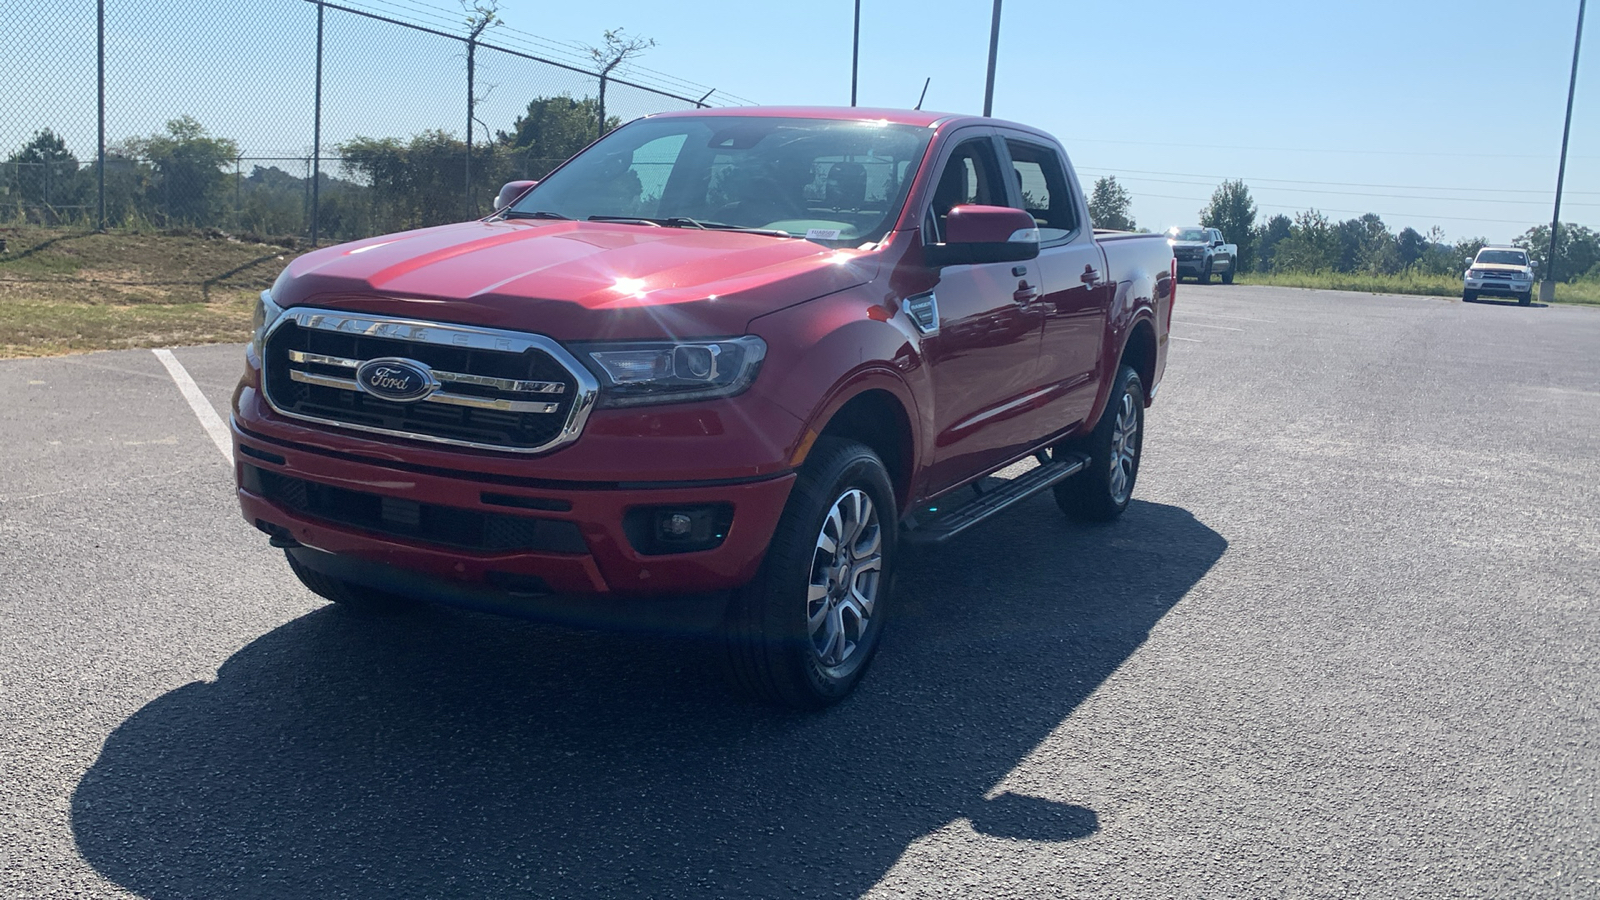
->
1086, 176, 1136, 231
126, 116, 239, 226
498, 95, 617, 178
340, 131, 474, 230
1199, 179, 1257, 271
1513, 223, 1600, 282
4, 129, 87, 213
1454, 236, 1488, 269
1254, 213, 1292, 272
1338, 213, 1398, 274
586, 28, 655, 140
1397, 227, 1426, 269
1270, 209, 1339, 272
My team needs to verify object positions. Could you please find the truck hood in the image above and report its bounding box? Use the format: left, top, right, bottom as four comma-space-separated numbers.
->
1472, 264, 1534, 276
272, 220, 878, 341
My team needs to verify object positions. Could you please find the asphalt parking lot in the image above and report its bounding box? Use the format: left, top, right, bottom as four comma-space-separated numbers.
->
2, 285, 1596, 898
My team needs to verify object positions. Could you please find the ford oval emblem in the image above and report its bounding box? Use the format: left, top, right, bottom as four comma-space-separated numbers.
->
355, 357, 437, 403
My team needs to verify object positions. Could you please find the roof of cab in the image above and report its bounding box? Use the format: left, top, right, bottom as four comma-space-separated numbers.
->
647, 105, 1007, 130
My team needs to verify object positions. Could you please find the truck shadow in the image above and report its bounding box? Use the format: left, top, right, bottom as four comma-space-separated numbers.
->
72, 498, 1225, 899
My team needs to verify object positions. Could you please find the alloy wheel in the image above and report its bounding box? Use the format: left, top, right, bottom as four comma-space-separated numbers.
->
806, 488, 883, 667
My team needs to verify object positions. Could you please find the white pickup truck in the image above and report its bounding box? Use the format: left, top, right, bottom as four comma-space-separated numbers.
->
1165, 226, 1237, 284
1463, 246, 1537, 305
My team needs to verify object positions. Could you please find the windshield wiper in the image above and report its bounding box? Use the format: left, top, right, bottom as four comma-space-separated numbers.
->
587, 215, 791, 238
502, 210, 572, 220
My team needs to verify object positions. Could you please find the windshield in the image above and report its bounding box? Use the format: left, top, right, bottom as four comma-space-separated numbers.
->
1476, 249, 1529, 267
508, 115, 935, 246
1167, 227, 1208, 242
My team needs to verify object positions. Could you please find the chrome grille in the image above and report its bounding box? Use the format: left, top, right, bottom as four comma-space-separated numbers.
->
262, 308, 598, 454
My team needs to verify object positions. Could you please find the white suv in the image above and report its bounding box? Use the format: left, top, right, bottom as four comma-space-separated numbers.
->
1463, 246, 1537, 306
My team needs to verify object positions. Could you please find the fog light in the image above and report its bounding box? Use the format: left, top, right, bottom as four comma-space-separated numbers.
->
624, 504, 735, 555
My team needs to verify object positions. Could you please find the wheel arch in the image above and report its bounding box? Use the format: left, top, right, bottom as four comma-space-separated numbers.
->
804, 381, 918, 513
1121, 315, 1159, 404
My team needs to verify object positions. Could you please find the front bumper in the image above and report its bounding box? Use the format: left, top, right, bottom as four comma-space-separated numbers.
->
1465, 278, 1533, 297
234, 416, 796, 609
1175, 257, 1210, 276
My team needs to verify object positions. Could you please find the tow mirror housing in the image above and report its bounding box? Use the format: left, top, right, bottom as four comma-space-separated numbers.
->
925, 205, 1041, 266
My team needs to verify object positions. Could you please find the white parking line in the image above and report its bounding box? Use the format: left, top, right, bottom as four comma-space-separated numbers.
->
1176, 311, 1275, 324
152, 349, 233, 465
1173, 320, 1244, 331
1171, 336, 1205, 343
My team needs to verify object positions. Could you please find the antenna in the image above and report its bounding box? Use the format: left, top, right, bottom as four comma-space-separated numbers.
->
914, 77, 930, 110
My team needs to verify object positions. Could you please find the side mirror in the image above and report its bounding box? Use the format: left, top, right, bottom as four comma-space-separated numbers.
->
925, 205, 1041, 267
496, 180, 538, 211
1464, 257, 1474, 265
1531, 260, 1540, 268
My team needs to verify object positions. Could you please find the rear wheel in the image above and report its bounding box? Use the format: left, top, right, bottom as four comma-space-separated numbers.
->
1054, 364, 1144, 523
1222, 261, 1236, 284
285, 550, 413, 614
723, 438, 896, 709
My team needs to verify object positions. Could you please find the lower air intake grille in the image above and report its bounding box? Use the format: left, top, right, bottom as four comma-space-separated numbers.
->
242, 464, 587, 554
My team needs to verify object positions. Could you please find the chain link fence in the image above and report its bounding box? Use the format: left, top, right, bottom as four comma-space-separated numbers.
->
1, 0, 750, 244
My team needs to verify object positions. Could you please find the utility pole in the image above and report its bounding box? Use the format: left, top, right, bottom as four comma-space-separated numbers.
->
850, 0, 860, 106
1542, 0, 1586, 303
982, 0, 1002, 117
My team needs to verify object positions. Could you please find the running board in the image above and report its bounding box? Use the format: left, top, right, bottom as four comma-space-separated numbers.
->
902, 452, 1089, 544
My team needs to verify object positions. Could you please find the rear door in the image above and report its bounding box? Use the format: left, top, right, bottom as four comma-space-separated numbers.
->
998, 133, 1112, 434
918, 130, 1050, 493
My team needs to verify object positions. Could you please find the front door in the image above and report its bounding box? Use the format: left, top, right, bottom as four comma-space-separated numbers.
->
917, 132, 1049, 494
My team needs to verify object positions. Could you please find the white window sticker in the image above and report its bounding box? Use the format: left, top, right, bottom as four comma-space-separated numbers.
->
806, 228, 842, 240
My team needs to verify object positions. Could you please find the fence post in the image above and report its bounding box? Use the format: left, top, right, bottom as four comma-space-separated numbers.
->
235, 156, 242, 232
466, 36, 475, 219
597, 72, 606, 141
312, 0, 324, 245
97, 0, 106, 231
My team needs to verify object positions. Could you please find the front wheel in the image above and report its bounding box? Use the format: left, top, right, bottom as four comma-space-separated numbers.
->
1198, 262, 1213, 285
1519, 291, 1533, 306
1222, 262, 1236, 284
1463, 289, 1478, 303
723, 438, 897, 709
1054, 364, 1145, 523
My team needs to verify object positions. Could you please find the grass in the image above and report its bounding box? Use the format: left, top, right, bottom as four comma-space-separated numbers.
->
0, 226, 308, 358
1235, 270, 1600, 306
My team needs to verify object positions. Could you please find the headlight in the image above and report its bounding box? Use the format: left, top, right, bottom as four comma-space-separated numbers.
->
571, 336, 767, 408
249, 290, 286, 363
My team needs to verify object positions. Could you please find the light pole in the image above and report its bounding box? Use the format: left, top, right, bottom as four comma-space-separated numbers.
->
982, 0, 1002, 116
1542, 0, 1586, 303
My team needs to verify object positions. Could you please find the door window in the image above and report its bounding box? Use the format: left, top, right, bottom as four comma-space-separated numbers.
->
927, 137, 1006, 243
1003, 140, 1079, 243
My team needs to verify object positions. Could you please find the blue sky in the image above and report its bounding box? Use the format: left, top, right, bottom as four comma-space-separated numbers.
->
503, 0, 1599, 244
5, 0, 1594, 244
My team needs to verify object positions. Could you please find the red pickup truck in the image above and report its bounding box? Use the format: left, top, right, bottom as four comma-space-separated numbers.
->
234, 107, 1175, 708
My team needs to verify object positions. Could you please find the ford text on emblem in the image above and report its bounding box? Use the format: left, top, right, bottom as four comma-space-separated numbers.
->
355, 357, 438, 403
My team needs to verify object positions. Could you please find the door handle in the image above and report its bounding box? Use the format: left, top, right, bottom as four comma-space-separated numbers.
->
1014, 280, 1041, 304
1080, 266, 1101, 285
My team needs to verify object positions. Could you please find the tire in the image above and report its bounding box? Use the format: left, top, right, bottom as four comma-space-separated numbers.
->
723, 438, 896, 709
1519, 291, 1533, 306
285, 550, 413, 614
1222, 261, 1236, 285
1463, 290, 1478, 303
1198, 262, 1212, 285
1053, 364, 1145, 523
